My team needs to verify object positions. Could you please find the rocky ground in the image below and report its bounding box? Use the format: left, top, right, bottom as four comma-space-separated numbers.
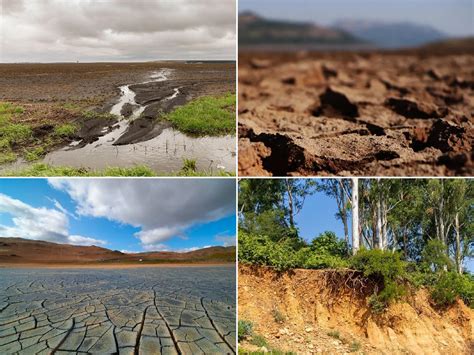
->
0, 266, 236, 354
238, 51, 473, 176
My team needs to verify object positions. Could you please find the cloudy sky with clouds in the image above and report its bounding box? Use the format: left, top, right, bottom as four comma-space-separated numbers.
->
0, 179, 236, 252
0, 0, 236, 62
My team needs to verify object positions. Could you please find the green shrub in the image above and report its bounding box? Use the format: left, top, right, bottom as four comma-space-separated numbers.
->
311, 231, 348, 257
303, 252, 349, 269
327, 330, 341, 339
351, 249, 407, 311
431, 272, 474, 307
238, 320, 253, 341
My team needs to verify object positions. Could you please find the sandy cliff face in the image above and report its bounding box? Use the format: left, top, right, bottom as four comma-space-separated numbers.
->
238, 265, 473, 354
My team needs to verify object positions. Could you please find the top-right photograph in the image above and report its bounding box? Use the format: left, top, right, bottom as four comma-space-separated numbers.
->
238, 0, 473, 177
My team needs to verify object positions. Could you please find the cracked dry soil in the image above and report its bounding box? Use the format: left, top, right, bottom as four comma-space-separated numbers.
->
238, 52, 474, 176
0, 266, 236, 354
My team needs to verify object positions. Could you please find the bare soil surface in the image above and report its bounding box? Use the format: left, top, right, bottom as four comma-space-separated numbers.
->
238, 51, 473, 176
239, 265, 474, 354
0, 266, 236, 354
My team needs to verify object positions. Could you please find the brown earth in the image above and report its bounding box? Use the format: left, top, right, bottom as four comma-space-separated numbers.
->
238, 265, 474, 354
0, 238, 236, 265
238, 45, 474, 176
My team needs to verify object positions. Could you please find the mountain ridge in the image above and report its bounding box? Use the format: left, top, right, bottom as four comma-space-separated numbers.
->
0, 237, 236, 264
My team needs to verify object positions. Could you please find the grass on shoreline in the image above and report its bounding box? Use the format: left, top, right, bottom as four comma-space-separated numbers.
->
2, 162, 235, 177
163, 93, 236, 136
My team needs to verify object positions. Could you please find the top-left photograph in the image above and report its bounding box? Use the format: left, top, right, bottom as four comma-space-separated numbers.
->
0, 0, 236, 177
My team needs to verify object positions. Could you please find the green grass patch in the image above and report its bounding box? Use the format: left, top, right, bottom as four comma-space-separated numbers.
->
1, 163, 234, 177
54, 124, 78, 138
24, 147, 45, 162
163, 93, 235, 136
249, 334, 268, 348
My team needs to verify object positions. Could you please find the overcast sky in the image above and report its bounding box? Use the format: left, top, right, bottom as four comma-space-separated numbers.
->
0, 179, 236, 252
0, 0, 236, 63
240, 0, 473, 37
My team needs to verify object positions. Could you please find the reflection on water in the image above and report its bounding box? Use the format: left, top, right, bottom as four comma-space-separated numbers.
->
44, 128, 235, 173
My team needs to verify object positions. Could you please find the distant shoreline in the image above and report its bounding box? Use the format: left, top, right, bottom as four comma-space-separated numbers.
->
0, 262, 235, 269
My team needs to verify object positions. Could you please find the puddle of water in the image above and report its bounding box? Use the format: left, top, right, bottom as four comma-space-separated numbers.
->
44, 128, 235, 173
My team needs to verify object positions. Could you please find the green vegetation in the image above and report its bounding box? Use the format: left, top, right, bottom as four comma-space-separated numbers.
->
54, 123, 78, 138
272, 308, 285, 323
3, 162, 233, 177
327, 330, 341, 340
239, 178, 474, 314
24, 147, 45, 162
163, 93, 235, 136
0, 103, 32, 163
238, 320, 254, 342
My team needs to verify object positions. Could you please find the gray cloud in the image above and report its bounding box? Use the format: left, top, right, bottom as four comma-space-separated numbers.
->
1, 0, 236, 62
48, 179, 236, 248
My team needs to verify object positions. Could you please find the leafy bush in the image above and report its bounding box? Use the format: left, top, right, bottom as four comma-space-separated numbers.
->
303, 251, 349, 269
431, 272, 474, 307
238, 320, 253, 341
310, 231, 348, 257
351, 249, 407, 310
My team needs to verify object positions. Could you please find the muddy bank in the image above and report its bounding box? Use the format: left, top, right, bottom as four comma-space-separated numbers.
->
239, 265, 474, 354
0, 62, 236, 174
238, 51, 473, 176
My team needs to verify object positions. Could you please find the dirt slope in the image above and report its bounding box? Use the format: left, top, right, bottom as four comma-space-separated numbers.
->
0, 238, 235, 265
238, 265, 474, 354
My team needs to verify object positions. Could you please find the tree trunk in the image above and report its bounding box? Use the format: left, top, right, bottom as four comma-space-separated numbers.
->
352, 177, 360, 255
285, 179, 295, 228
455, 212, 462, 274
342, 214, 349, 246
376, 198, 382, 249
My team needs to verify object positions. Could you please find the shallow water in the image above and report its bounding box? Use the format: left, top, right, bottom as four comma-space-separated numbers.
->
42, 69, 236, 174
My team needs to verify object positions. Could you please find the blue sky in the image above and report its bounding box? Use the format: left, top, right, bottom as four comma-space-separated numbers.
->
0, 179, 236, 253
292, 182, 473, 272
240, 0, 474, 36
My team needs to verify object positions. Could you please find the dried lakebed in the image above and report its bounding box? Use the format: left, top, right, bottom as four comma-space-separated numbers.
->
0, 266, 236, 354
44, 68, 235, 174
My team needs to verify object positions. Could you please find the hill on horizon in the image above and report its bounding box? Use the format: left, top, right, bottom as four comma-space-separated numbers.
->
239, 11, 363, 47
0, 238, 236, 265
333, 19, 447, 48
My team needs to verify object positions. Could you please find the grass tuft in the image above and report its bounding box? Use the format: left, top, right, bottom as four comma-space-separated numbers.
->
54, 124, 78, 138
163, 93, 235, 136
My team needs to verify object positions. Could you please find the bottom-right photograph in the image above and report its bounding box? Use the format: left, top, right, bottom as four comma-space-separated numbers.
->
237, 178, 473, 355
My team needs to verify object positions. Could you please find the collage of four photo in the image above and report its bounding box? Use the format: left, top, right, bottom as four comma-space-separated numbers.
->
0, 0, 473, 354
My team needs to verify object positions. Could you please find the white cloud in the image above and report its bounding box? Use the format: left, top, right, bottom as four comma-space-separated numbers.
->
215, 233, 236, 247
1, 0, 236, 62
0, 193, 106, 246
48, 179, 235, 249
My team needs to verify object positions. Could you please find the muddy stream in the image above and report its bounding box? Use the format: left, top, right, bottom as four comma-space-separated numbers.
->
35, 69, 235, 173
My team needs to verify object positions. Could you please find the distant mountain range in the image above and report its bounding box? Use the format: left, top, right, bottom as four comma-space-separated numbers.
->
239, 12, 448, 49
239, 11, 362, 46
0, 238, 236, 265
333, 19, 447, 48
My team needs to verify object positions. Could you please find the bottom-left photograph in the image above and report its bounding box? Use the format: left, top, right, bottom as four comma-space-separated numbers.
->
0, 178, 236, 354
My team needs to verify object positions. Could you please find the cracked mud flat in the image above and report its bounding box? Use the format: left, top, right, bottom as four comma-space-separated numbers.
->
0, 266, 236, 354
238, 52, 473, 176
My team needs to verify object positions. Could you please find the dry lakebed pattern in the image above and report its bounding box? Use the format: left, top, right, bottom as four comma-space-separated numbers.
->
0, 62, 236, 175
0, 266, 236, 354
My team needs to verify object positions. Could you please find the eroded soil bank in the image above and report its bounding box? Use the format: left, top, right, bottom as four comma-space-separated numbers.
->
238, 49, 473, 176
239, 265, 474, 354
0, 61, 236, 174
